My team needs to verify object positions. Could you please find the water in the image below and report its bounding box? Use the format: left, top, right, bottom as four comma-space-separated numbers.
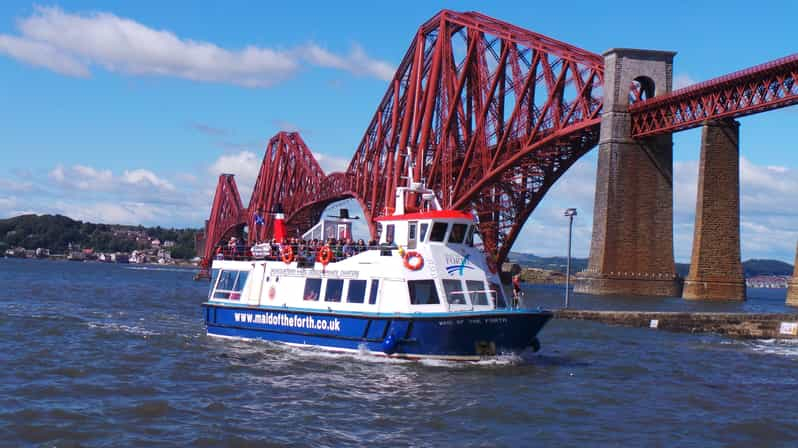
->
1, 258, 797, 447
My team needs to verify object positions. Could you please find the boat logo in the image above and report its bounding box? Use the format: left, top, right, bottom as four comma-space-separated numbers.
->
445, 254, 475, 276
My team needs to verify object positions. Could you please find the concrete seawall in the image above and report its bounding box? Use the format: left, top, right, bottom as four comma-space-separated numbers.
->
554, 310, 798, 339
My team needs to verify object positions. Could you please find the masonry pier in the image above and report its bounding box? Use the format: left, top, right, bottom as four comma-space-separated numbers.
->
575, 48, 681, 297
683, 119, 745, 300
787, 241, 798, 306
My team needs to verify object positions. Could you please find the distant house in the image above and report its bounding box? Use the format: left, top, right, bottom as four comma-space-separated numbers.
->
130, 250, 145, 264
163, 240, 175, 248
157, 249, 172, 264
151, 239, 161, 248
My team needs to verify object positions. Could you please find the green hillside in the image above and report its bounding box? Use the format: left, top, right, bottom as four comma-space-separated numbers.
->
0, 214, 199, 259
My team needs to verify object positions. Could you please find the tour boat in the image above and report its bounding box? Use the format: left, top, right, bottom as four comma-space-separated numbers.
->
202, 184, 552, 361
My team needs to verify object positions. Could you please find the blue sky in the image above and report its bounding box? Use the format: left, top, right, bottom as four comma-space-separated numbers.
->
0, 1, 796, 262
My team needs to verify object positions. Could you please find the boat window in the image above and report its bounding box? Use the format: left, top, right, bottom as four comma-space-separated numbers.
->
489, 282, 507, 308
408, 279, 440, 305
448, 223, 467, 244
465, 226, 474, 246
429, 222, 448, 242
209, 268, 220, 299
385, 224, 395, 244
347, 279, 367, 303
419, 223, 429, 242
442, 279, 468, 305
213, 270, 248, 300
324, 279, 344, 302
303, 278, 322, 301
233, 271, 248, 291
217, 270, 236, 291
368, 279, 380, 304
467, 280, 489, 305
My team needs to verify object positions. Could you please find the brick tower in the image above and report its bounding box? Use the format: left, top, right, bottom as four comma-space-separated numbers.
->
787, 241, 798, 306
575, 48, 682, 297
683, 119, 745, 300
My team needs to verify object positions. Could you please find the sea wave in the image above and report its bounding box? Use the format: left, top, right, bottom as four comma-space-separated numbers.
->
747, 338, 798, 357
87, 321, 161, 337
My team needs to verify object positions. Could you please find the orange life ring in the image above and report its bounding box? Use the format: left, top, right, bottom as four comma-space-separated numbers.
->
403, 251, 424, 270
281, 246, 294, 264
318, 245, 333, 266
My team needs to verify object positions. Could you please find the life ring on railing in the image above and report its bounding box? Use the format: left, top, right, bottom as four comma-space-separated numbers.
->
281, 246, 294, 264
318, 245, 333, 266
403, 251, 424, 271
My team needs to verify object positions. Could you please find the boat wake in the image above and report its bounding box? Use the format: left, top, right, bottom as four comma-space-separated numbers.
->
746, 339, 798, 357
87, 321, 161, 337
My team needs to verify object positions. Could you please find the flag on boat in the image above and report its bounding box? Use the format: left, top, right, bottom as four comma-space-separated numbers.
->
254, 212, 265, 226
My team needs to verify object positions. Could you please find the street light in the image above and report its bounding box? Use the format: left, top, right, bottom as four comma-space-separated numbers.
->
564, 208, 577, 309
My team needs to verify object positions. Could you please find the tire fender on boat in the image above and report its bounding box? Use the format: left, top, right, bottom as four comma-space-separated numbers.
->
382, 332, 400, 355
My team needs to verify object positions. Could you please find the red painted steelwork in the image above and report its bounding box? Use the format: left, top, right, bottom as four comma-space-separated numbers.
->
198, 174, 245, 272
246, 132, 334, 243
341, 10, 603, 266
630, 53, 798, 137
199, 10, 606, 271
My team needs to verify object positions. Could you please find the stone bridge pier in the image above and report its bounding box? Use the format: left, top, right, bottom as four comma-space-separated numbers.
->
577, 49, 749, 300
787, 242, 798, 306
683, 119, 745, 300
575, 48, 681, 297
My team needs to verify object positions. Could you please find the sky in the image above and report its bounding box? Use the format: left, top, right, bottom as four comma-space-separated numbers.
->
0, 1, 796, 262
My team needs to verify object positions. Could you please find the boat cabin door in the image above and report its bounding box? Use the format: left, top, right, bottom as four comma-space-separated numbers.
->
337, 224, 348, 240
407, 221, 418, 249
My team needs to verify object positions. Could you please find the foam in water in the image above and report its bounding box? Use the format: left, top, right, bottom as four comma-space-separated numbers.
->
747, 339, 798, 357
87, 321, 161, 337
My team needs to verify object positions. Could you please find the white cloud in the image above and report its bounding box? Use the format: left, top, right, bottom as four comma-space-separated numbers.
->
208, 151, 261, 194
122, 169, 175, 191
300, 43, 394, 81
0, 6, 394, 87
0, 196, 17, 211
312, 152, 350, 173
0, 178, 34, 192
51, 200, 164, 225
49, 164, 113, 190
48, 164, 175, 194
0, 34, 88, 77
673, 73, 697, 90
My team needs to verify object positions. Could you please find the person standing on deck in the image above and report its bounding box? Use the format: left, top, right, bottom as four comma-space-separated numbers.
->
512, 274, 522, 308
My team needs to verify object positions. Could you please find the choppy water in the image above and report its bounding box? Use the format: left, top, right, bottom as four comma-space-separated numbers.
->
1, 258, 797, 447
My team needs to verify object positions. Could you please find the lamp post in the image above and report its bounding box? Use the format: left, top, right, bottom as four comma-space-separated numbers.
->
564, 208, 577, 309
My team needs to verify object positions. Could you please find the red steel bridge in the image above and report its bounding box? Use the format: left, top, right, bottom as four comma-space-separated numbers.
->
197, 10, 798, 275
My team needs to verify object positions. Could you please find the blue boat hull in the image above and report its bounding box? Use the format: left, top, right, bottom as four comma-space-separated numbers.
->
202, 303, 552, 360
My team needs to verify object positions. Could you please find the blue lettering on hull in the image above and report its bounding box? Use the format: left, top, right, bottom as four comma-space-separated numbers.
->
203, 303, 552, 359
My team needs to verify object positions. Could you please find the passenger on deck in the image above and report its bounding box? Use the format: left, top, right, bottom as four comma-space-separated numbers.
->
228, 237, 238, 257
380, 238, 394, 256
343, 238, 355, 257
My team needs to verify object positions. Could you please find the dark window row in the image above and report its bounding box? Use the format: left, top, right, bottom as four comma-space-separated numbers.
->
303, 278, 380, 304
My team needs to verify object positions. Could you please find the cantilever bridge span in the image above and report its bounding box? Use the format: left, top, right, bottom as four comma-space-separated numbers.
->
198, 10, 798, 289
